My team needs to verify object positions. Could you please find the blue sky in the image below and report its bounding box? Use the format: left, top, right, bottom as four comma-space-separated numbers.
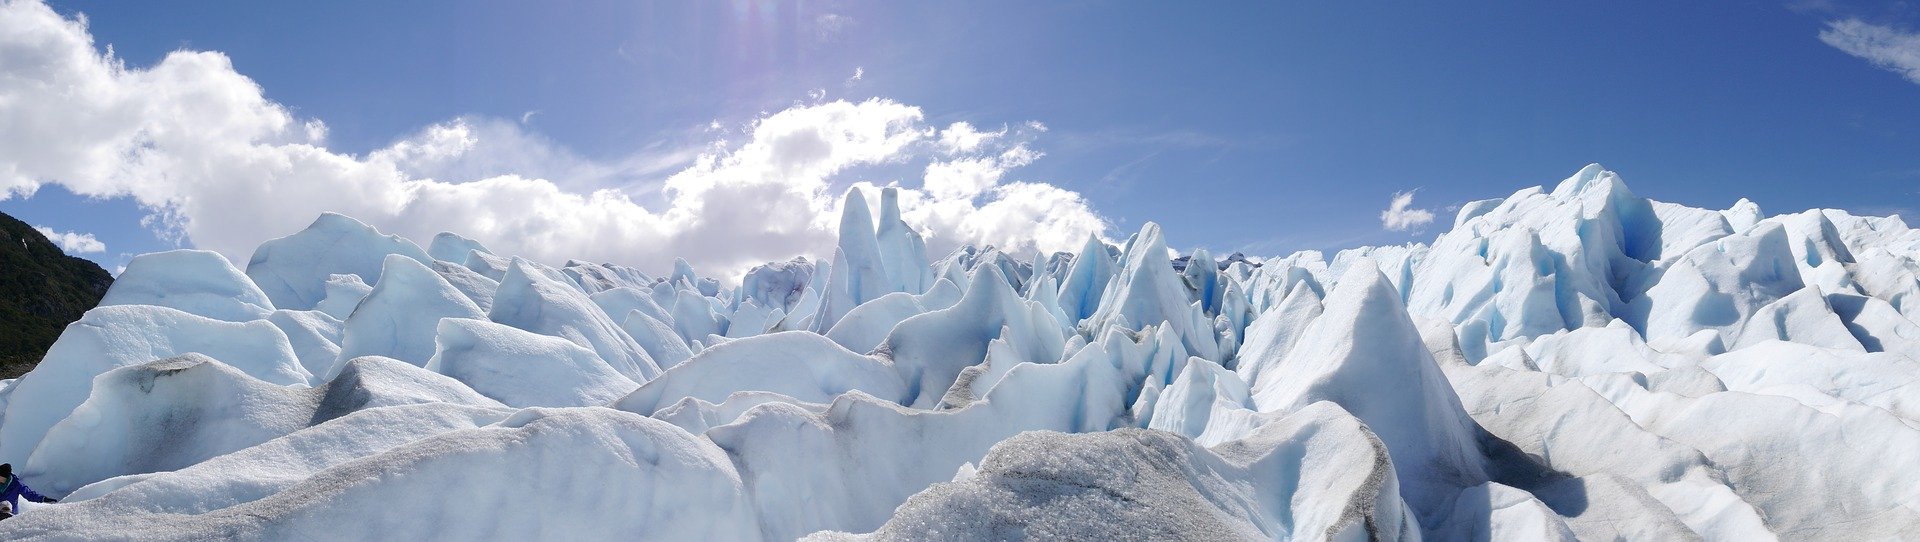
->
4, 0, 1919, 276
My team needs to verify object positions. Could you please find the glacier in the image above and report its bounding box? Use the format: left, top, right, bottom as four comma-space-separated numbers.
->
0, 164, 1916, 540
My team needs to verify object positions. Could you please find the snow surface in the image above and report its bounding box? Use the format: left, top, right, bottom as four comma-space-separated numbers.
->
2, 164, 1918, 540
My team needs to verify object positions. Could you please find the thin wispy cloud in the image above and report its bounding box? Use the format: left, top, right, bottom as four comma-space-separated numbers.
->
1820, 19, 1920, 85
1379, 190, 1435, 232
32, 226, 105, 254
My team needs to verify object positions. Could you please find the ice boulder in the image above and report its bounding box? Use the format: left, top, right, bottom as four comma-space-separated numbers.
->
1084, 223, 1221, 362
1828, 291, 1920, 356
0, 408, 758, 541
614, 331, 907, 415
245, 213, 434, 311
1234, 280, 1323, 390
825, 291, 928, 355
426, 318, 638, 408
1729, 286, 1864, 352
99, 250, 274, 322
563, 260, 655, 294
1248, 263, 1489, 533
335, 254, 487, 368
620, 310, 695, 369
738, 257, 816, 317
25, 354, 498, 495
57, 403, 510, 515
1145, 358, 1253, 443
313, 273, 373, 320
266, 309, 345, 377
814, 187, 900, 331
667, 288, 726, 344
0, 305, 309, 465
880, 265, 1066, 408
24, 354, 319, 494
490, 260, 660, 382
808, 403, 1419, 542
874, 187, 931, 294
1520, 319, 1674, 377
1580, 375, 1920, 538
463, 250, 513, 281
1180, 247, 1224, 315
589, 286, 667, 322
1636, 222, 1804, 344
432, 259, 501, 313
1440, 352, 1771, 539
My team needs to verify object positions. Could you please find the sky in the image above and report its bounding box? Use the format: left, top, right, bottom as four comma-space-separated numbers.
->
2, 0, 1919, 278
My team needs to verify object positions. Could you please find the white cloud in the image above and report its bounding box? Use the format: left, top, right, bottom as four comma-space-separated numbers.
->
1379, 190, 1435, 232
847, 66, 864, 86
922, 157, 1005, 200
936, 122, 1006, 155
922, 125, 1044, 201
999, 143, 1040, 168
1820, 19, 1920, 85
0, 1, 1111, 277
32, 226, 105, 254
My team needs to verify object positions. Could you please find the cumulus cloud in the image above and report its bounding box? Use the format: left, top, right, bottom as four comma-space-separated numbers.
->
1379, 190, 1435, 232
936, 122, 1005, 154
0, 0, 1110, 277
1820, 19, 1920, 85
32, 226, 104, 254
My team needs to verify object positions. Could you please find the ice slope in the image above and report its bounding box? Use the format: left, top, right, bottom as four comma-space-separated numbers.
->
3, 164, 1919, 540
24, 354, 500, 495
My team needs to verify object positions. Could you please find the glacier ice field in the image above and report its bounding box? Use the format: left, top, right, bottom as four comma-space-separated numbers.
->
1, 164, 1918, 540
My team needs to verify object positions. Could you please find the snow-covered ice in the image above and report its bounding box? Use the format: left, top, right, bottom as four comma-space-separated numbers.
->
2, 164, 1918, 540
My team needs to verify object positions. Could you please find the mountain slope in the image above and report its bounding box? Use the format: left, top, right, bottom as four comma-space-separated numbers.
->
0, 212, 112, 378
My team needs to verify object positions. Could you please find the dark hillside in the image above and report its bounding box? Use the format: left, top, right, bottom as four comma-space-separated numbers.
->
0, 212, 112, 379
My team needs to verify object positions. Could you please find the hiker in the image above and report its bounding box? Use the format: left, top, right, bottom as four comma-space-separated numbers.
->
0, 463, 55, 518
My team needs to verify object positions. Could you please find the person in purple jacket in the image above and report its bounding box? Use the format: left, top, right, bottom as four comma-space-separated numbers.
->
0, 463, 55, 519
